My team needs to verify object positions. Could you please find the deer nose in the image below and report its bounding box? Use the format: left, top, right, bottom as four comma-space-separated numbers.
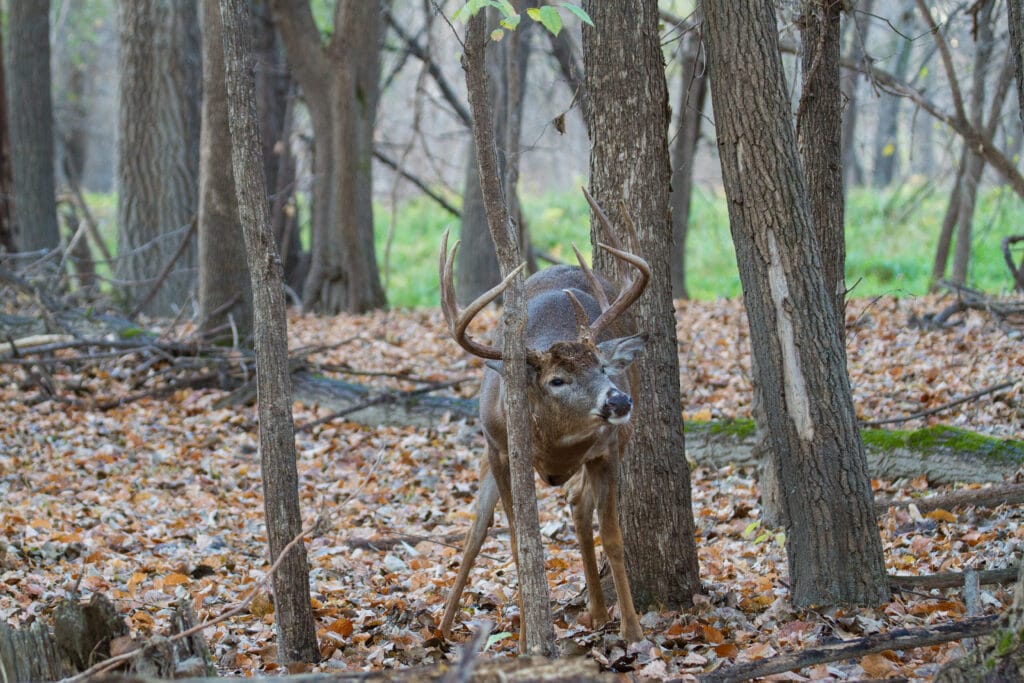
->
602, 389, 633, 421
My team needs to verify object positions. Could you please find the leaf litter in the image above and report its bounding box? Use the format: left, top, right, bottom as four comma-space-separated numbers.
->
0, 293, 1021, 680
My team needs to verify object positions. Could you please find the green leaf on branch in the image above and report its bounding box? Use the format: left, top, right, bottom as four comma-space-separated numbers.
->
559, 2, 594, 27
500, 14, 521, 30
490, 28, 505, 41
527, 6, 563, 36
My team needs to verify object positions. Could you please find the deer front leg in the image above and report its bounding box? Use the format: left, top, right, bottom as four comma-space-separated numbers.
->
441, 458, 500, 637
568, 476, 608, 629
586, 457, 643, 643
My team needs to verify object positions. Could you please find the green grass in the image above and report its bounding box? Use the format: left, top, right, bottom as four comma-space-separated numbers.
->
79, 183, 1024, 310
376, 184, 1024, 309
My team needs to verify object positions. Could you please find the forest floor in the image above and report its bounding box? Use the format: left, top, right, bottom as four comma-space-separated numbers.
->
1, 292, 1022, 680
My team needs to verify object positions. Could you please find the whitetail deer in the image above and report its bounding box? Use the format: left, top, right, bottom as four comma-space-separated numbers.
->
437, 192, 650, 646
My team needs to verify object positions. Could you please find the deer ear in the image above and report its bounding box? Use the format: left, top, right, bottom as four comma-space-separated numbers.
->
597, 334, 647, 373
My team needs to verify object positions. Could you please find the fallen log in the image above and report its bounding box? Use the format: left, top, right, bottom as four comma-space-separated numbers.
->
686, 421, 1024, 485
888, 567, 1018, 590
700, 614, 999, 683
875, 482, 1024, 513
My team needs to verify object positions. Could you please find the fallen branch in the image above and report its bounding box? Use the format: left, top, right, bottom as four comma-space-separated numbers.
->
876, 482, 1024, 514
295, 378, 468, 432
889, 567, 1018, 590
701, 615, 999, 683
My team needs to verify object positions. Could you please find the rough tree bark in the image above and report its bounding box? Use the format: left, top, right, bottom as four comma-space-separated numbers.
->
218, 0, 319, 664
7, 0, 60, 254
269, 0, 386, 314
702, 0, 889, 607
462, 11, 555, 658
115, 0, 201, 316
669, 16, 707, 300
1011, 0, 1024, 129
198, 0, 253, 344
583, 0, 701, 611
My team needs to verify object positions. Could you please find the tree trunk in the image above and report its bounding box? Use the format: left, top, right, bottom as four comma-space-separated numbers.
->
251, 0, 301, 286
0, 27, 15, 254
456, 11, 531, 306
702, 0, 889, 608
870, 24, 912, 188
583, 0, 701, 611
797, 0, 845, 327
950, 2, 996, 285
7, 0, 60, 254
115, 0, 201, 317
456, 142, 501, 306
669, 18, 707, 300
218, 0, 320, 665
1011, 0, 1024, 134
839, 0, 872, 189
462, 11, 554, 658
198, 0, 253, 344
270, 0, 386, 314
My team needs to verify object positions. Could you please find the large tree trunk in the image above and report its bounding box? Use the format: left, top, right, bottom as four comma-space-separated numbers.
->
669, 18, 707, 301
218, 0, 319, 665
583, 0, 701, 611
198, 0, 252, 344
271, 0, 386, 314
7, 0, 60, 254
702, 0, 889, 608
1012, 0, 1024, 132
797, 0, 845, 326
115, 0, 201, 317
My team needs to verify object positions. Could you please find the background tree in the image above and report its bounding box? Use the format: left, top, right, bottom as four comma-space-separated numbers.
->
583, 0, 701, 610
6, 0, 59, 254
198, 0, 252, 343
702, 0, 889, 607
0, 28, 14, 254
269, 0, 386, 314
218, 0, 319, 665
115, 0, 201, 316
668, 13, 706, 300
456, 12, 532, 306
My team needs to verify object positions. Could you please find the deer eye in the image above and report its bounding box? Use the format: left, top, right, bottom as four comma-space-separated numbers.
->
548, 377, 567, 387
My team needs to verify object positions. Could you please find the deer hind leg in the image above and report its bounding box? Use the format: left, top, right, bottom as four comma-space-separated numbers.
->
440, 458, 500, 637
586, 456, 643, 642
568, 474, 608, 628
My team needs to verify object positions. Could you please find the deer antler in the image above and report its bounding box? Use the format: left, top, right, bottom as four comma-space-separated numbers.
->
580, 189, 652, 339
439, 229, 525, 360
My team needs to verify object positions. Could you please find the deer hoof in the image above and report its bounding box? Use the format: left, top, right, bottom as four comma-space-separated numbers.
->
621, 620, 643, 643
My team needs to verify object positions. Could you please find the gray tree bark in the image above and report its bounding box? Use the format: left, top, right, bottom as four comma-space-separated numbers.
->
270, 0, 386, 314
583, 0, 701, 611
703, 0, 889, 607
198, 0, 252, 344
115, 0, 201, 317
839, 0, 872, 189
218, 0, 319, 665
1011, 0, 1024, 133
7, 0, 60, 254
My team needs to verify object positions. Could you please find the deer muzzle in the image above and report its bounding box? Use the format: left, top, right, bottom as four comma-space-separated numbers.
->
601, 388, 633, 424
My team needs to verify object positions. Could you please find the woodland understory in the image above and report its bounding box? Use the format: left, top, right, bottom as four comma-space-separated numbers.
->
1, 290, 1023, 680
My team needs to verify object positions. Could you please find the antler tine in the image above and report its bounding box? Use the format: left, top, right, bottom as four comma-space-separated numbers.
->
571, 243, 610, 310
581, 186, 615, 244
439, 229, 525, 360
562, 288, 594, 344
589, 242, 651, 339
